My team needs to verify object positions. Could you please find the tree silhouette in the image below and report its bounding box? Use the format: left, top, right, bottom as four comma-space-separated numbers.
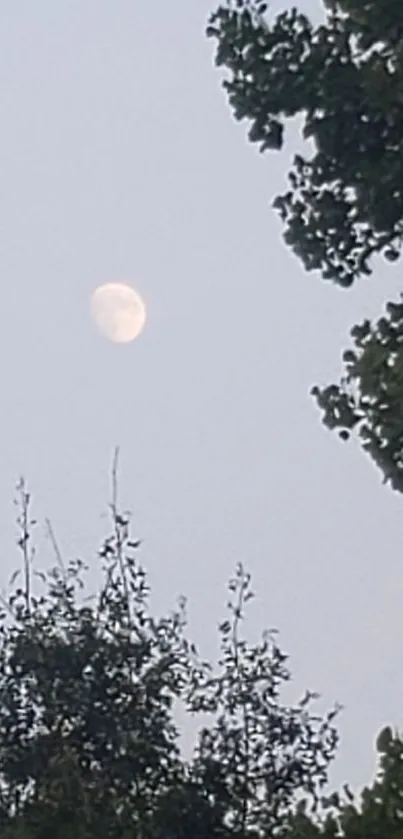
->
0, 464, 340, 838
206, 0, 403, 490
207, 0, 403, 288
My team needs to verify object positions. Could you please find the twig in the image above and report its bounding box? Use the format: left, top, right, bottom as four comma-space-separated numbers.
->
0, 590, 17, 622
111, 446, 120, 515
110, 448, 133, 669
45, 518, 67, 585
16, 478, 31, 618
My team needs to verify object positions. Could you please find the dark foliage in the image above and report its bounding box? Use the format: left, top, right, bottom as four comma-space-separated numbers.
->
206, 0, 403, 489
206, 0, 403, 287
312, 296, 403, 492
280, 725, 403, 838
0, 473, 340, 838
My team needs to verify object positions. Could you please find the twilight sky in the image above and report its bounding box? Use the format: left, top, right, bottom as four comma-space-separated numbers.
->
0, 0, 402, 796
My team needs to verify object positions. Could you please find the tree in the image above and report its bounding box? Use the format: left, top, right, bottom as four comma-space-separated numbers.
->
0, 469, 340, 838
312, 297, 403, 493
206, 0, 403, 288
279, 725, 403, 838
206, 0, 403, 489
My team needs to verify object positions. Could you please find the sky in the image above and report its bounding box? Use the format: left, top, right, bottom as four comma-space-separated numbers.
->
0, 0, 402, 798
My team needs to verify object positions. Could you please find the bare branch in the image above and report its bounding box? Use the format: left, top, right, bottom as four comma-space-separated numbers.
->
16, 477, 32, 618
45, 518, 67, 585
111, 445, 120, 515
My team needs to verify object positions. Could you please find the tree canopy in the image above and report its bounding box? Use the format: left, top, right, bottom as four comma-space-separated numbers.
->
0, 477, 340, 838
206, 0, 403, 491
312, 296, 403, 492
283, 725, 403, 838
1, 476, 401, 838
207, 0, 403, 288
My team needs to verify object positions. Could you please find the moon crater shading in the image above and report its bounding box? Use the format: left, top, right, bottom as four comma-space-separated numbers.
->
91, 283, 146, 343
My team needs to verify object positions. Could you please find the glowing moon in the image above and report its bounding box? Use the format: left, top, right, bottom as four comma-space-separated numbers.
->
91, 282, 146, 343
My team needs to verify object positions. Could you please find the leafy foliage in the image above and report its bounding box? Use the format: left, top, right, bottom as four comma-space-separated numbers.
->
187, 566, 340, 837
0, 472, 340, 838
280, 725, 403, 838
206, 0, 403, 286
312, 296, 403, 492
206, 0, 403, 488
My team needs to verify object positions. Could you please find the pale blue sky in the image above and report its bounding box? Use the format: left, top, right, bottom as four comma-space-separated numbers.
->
0, 0, 402, 797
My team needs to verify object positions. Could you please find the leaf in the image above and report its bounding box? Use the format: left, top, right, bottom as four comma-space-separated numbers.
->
342, 350, 357, 365
376, 725, 393, 753
8, 569, 20, 587
384, 247, 400, 262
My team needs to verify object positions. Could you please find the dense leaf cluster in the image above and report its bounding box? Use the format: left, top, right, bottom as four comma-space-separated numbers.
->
207, 0, 403, 490
312, 297, 403, 491
207, 0, 403, 286
283, 726, 403, 838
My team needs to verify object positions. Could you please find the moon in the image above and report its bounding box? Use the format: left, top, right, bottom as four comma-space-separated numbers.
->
91, 282, 146, 343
